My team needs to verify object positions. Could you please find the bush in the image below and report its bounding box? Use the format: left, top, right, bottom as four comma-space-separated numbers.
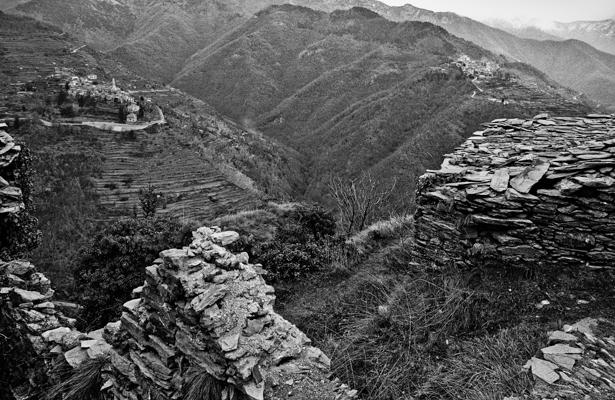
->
139, 184, 160, 218
252, 205, 338, 281
73, 216, 193, 329
60, 104, 78, 118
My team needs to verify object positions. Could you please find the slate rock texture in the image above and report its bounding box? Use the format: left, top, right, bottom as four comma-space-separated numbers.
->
523, 318, 615, 399
0, 129, 24, 215
413, 114, 615, 272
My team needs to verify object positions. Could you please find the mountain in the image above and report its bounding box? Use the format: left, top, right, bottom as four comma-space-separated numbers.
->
172, 5, 590, 207
482, 19, 563, 41
487, 18, 615, 56
548, 20, 615, 55
11, 0, 282, 81
8, 0, 615, 109
0, 11, 303, 288
285, 0, 615, 110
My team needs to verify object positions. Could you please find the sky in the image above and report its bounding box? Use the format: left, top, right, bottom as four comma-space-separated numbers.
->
380, 0, 615, 23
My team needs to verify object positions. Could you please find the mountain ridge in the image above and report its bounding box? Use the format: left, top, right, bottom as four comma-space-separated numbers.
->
173, 4, 591, 208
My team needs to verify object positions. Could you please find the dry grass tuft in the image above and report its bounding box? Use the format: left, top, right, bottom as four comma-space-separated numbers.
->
182, 368, 248, 400
347, 214, 414, 255
47, 356, 109, 400
417, 323, 545, 399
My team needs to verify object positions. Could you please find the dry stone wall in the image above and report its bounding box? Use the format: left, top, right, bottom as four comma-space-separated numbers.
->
0, 128, 24, 214
413, 113, 615, 272
1, 227, 355, 400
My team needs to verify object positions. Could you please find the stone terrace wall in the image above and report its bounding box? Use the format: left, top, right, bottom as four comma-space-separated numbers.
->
1, 227, 356, 400
413, 113, 615, 272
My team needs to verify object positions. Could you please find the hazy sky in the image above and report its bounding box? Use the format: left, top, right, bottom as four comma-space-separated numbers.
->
380, 0, 615, 23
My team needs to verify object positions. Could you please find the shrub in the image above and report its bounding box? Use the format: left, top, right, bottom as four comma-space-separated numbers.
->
73, 216, 193, 329
251, 204, 338, 281
60, 104, 78, 118
138, 184, 160, 218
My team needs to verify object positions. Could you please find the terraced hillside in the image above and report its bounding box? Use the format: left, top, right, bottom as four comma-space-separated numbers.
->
22, 124, 262, 224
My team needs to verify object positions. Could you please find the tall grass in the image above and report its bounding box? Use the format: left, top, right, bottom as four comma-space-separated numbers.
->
321, 272, 543, 400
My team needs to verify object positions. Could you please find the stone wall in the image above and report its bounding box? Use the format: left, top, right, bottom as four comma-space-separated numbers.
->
413, 113, 615, 272
0, 128, 24, 214
1, 227, 355, 400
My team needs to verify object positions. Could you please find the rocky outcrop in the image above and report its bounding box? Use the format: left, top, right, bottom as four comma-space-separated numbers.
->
1, 227, 354, 400
413, 113, 615, 272
0, 129, 24, 215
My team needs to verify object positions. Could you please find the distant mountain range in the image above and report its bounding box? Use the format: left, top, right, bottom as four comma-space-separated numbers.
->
487, 18, 615, 56
6, 0, 615, 111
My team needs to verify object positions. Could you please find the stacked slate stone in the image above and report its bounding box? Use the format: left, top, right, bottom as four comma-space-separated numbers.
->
0, 259, 114, 395
0, 129, 24, 214
414, 113, 615, 271
106, 226, 356, 400
523, 318, 615, 398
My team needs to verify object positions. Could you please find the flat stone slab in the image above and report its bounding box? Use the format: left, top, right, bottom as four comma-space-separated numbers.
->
525, 357, 560, 384
64, 346, 89, 368
548, 331, 578, 343
541, 344, 583, 355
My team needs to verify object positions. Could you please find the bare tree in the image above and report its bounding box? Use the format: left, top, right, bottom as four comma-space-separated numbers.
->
328, 173, 397, 236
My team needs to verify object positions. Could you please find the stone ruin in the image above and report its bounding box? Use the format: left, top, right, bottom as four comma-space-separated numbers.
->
0, 128, 24, 214
413, 113, 615, 272
0, 226, 357, 400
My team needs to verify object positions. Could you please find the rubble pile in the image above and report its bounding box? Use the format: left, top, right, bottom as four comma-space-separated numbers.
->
524, 318, 615, 399
0, 128, 24, 214
414, 113, 615, 271
106, 226, 355, 400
